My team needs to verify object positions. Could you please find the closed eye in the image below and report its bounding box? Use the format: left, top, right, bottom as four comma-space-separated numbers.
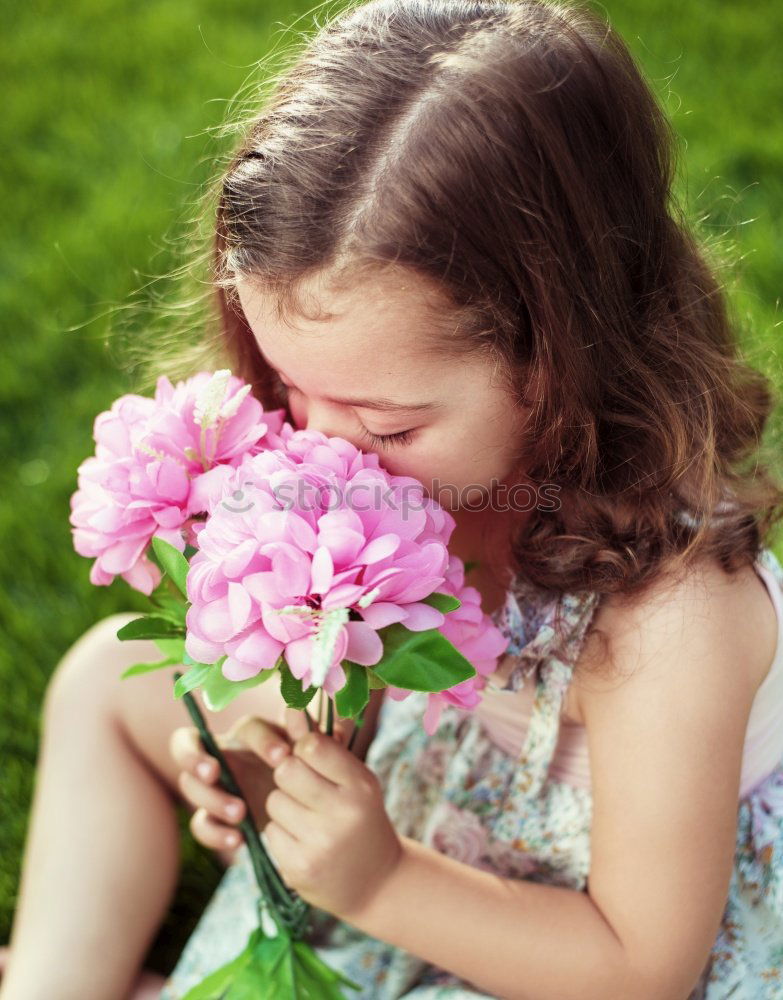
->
357, 426, 415, 450
272, 376, 415, 450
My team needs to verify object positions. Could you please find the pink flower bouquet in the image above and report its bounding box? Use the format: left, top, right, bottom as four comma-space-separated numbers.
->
70, 369, 509, 999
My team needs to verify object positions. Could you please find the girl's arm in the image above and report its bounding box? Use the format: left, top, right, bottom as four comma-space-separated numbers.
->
344, 558, 766, 1000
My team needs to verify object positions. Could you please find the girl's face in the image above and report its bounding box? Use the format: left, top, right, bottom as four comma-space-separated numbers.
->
235, 271, 526, 513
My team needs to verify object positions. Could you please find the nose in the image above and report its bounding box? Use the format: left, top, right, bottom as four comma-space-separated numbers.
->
303, 402, 354, 445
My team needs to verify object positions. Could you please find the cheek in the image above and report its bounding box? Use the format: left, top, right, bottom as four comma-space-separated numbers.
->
373, 440, 515, 512
411, 429, 523, 510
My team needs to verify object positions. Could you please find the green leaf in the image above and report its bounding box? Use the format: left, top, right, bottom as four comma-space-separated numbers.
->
180, 924, 362, 1000
173, 661, 214, 698
152, 636, 186, 661
292, 939, 363, 994
372, 623, 476, 692
202, 660, 279, 712
149, 588, 188, 627
116, 616, 183, 641
151, 535, 190, 598
366, 669, 386, 690
279, 661, 317, 710
334, 661, 369, 719
179, 934, 255, 999
120, 657, 178, 679
420, 591, 462, 613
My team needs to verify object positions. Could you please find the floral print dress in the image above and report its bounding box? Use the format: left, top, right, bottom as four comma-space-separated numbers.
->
160, 547, 783, 999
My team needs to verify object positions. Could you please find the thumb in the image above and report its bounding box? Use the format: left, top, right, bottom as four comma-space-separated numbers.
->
283, 705, 353, 746
218, 713, 292, 766
333, 720, 353, 746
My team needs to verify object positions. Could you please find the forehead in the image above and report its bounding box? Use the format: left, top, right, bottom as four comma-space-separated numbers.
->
234, 271, 452, 386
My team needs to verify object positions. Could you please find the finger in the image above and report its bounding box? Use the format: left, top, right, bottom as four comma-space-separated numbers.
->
272, 751, 337, 807
170, 726, 218, 783
222, 713, 292, 767
178, 770, 246, 825
265, 786, 312, 835
190, 806, 243, 853
292, 729, 367, 787
263, 820, 298, 876
284, 705, 353, 745
284, 705, 311, 741
333, 719, 353, 746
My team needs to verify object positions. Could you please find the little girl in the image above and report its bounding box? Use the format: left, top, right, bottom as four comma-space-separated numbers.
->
4, 0, 783, 998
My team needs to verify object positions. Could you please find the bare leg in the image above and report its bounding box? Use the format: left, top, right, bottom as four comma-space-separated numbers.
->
0, 617, 183, 1000
1, 612, 271, 1000
128, 968, 168, 999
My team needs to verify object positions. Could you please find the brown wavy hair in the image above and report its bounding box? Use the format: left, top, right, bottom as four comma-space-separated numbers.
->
122, 0, 783, 606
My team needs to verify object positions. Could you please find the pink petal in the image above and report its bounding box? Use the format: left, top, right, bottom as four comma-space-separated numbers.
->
400, 602, 445, 632
222, 656, 263, 682
344, 620, 383, 666
184, 631, 225, 664
195, 597, 236, 643
228, 582, 252, 633
149, 460, 190, 503
320, 583, 367, 610
270, 545, 311, 595
284, 636, 314, 682
386, 685, 411, 702
355, 533, 401, 565
356, 601, 408, 629
221, 539, 259, 579
152, 527, 186, 552
423, 695, 444, 735
231, 629, 284, 669
100, 537, 148, 574
121, 558, 161, 596
89, 561, 114, 586
152, 505, 187, 529
244, 571, 282, 604
310, 546, 334, 594
323, 660, 347, 695
284, 511, 318, 553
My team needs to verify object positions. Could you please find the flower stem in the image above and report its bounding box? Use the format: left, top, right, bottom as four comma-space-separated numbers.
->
174, 672, 309, 932
346, 704, 366, 754
326, 696, 334, 738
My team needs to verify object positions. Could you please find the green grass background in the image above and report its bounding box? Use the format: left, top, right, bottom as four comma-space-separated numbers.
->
2, 0, 781, 977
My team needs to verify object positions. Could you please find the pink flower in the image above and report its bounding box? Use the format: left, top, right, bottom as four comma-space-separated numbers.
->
70, 370, 287, 595
184, 430, 458, 692
385, 554, 510, 734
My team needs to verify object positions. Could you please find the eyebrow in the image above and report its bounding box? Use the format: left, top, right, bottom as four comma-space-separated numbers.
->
266, 358, 440, 413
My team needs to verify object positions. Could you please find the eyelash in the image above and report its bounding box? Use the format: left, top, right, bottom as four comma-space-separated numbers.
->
273, 377, 415, 449
358, 426, 415, 450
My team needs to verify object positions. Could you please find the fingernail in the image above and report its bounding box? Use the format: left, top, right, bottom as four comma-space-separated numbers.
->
225, 832, 240, 848
225, 801, 243, 819
197, 761, 212, 780
267, 744, 286, 765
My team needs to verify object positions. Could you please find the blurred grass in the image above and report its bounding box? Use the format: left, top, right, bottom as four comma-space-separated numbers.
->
1, 0, 781, 977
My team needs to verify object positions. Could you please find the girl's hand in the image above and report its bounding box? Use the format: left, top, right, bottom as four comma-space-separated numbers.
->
169, 708, 353, 855
263, 727, 402, 921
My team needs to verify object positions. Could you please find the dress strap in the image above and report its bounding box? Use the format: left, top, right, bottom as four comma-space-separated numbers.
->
505, 588, 603, 798
757, 546, 783, 595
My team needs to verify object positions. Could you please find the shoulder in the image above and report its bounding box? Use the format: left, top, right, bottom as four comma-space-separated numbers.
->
570, 552, 777, 723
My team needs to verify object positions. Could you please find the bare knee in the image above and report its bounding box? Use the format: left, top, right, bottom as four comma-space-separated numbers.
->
43, 613, 149, 722
126, 968, 168, 1000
